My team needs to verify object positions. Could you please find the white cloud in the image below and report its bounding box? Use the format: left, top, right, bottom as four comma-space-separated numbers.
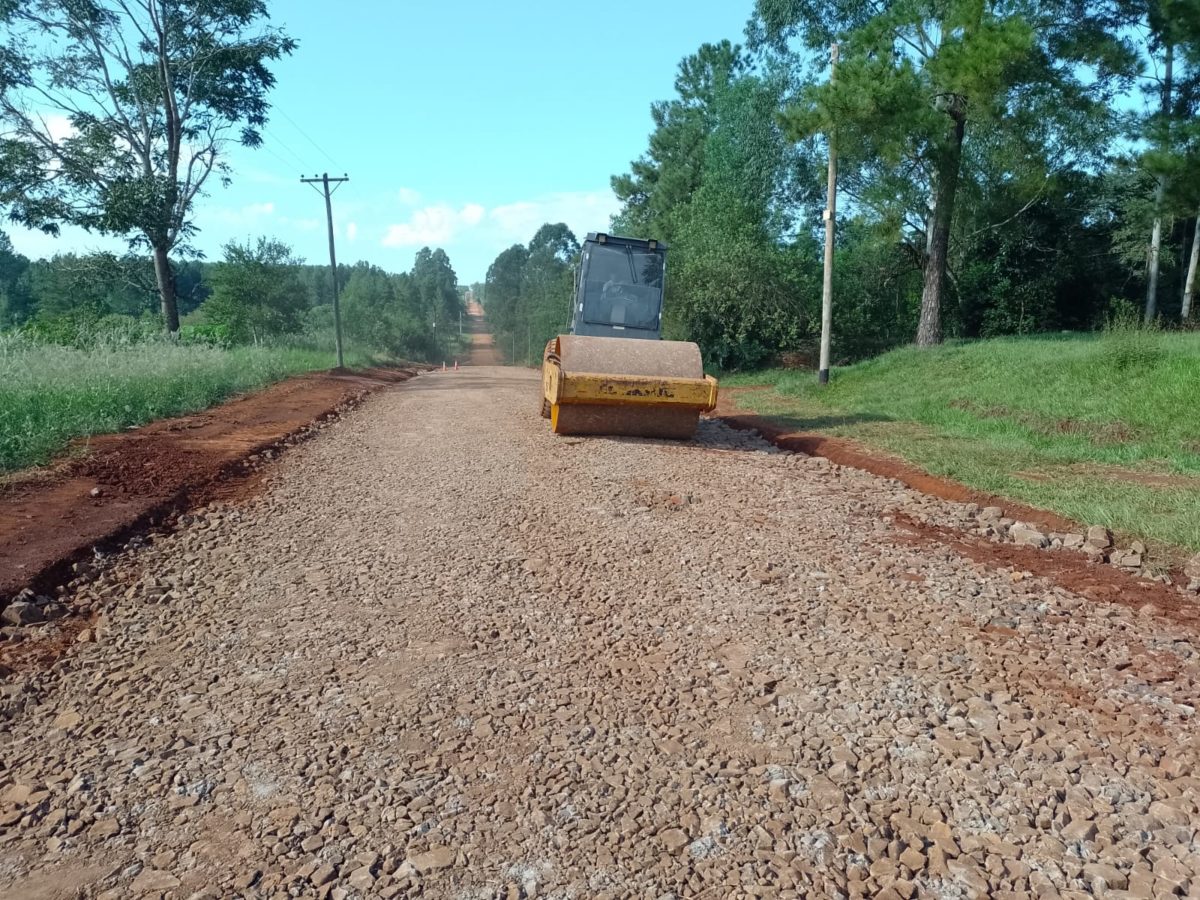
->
6, 223, 126, 261
460, 203, 485, 226
489, 190, 619, 242
346, 221, 358, 241
382, 203, 490, 248
276, 215, 320, 233
204, 201, 276, 225
397, 187, 422, 206
380, 190, 619, 254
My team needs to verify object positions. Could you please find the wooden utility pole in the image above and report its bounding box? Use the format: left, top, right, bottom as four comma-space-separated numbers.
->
818, 44, 839, 385
302, 173, 350, 368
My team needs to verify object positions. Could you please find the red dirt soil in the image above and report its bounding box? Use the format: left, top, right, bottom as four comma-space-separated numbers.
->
464, 301, 503, 366
713, 391, 1197, 625
0, 367, 420, 604
894, 514, 1200, 629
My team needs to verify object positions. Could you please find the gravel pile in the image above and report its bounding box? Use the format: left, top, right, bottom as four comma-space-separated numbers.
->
1, 367, 1196, 900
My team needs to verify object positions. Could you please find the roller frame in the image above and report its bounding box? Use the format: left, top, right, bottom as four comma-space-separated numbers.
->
540, 334, 719, 439
544, 365, 718, 411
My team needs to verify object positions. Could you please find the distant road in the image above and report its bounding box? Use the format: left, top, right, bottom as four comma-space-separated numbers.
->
463, 300, 502, 366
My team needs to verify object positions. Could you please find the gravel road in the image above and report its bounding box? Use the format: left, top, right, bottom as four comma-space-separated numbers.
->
2, 366, 1198, 900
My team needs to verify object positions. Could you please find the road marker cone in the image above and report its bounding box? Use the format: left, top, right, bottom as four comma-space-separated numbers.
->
442, 361, 446, 372
455, 360, 459, 371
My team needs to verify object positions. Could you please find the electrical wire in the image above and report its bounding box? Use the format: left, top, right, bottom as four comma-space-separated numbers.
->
257, 140, 306, 175
275, 106, 341, 169
263, 126, 315, 173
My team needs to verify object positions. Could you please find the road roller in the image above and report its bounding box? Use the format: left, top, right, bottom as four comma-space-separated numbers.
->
540, 233, 718, 440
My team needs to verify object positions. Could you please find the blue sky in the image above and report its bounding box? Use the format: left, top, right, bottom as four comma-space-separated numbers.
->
8, 1, 757, 283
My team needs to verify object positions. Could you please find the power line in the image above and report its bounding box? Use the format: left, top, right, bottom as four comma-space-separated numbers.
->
276, 106, 340, 168
264, 126, 314, 172
257, 140, 305, 175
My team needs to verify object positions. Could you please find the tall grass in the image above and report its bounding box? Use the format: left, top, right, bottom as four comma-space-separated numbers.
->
723, 329, 1200, 551
0, 330, 346, 473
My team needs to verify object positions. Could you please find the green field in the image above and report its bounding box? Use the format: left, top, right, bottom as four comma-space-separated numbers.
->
723, 328, 1200, 554
0, 334, 361, 474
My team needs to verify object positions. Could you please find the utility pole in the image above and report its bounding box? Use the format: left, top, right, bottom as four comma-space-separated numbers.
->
302, 173, 350, 368
818, 43, 838, 386
1145, 42, 1173, 325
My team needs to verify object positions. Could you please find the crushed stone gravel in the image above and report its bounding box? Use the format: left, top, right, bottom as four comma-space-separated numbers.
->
0, 366, 1197, 900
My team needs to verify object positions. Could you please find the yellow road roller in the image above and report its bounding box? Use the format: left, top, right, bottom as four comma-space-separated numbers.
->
541, 233, 718, 440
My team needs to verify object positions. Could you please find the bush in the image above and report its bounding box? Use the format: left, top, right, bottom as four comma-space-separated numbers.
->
198, 238, 311, 344
1101, 301, 1164, 373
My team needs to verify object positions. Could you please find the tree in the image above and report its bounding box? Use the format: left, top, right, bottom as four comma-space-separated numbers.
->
522, 224, 579, 361
0, 231, 32, 326
200, 237, 309, 343
340, 263, 438, 361
612, 40, 814, 369
759, 0, 1127, 345
483, 244, 529, 339
612, 41, 748, 242
0, 0, 295, 332
411, 247, 460, 326
529, 223, 580, 264
1124, 0, 1200, 320
667, 71, 810, 368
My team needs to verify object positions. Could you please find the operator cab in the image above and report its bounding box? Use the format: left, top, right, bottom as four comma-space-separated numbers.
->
570, 233, 667, 340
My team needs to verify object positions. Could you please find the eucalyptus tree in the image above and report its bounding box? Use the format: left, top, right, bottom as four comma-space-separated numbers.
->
483, 244, 529, 340
0, 0, 295, 332
411, 247, 460, 327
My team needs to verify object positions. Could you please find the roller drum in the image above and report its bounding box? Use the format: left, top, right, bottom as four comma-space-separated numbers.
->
548, 335, 707, 439
555, 335, 703, 380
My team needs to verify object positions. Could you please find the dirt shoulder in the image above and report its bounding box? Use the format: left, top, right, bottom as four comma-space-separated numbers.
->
713, 389, 1200, 625
0, 367, 422, 604
714, 389, 1078, 532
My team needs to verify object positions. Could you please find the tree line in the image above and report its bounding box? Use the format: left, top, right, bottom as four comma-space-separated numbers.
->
482, 223, 581, 364
486, 1, 1198, 371
0, 230, 465, 361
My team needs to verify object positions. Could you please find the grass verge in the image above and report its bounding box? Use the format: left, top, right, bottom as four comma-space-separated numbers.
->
0, 335, 366, 474
722, 329, 1200, 554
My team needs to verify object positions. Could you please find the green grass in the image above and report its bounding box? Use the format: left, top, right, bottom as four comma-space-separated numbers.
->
722, 329, 1200, 554
0, 333, 360, 474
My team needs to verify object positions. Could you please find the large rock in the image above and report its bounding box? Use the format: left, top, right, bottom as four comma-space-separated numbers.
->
1111, 550, 1143, 570
1, 601, 44, 626
1010, 523, 1050, 549
659, 828, 690, 853
130, 870, 180, 892
410, 847, 455, 872
1184, 552, 1200, 580
1086, 525, 1114, 549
